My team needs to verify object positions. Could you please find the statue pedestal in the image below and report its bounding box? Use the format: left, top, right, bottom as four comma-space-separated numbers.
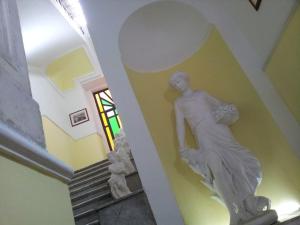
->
278, 215, 300, 225
243, 210, 278, 225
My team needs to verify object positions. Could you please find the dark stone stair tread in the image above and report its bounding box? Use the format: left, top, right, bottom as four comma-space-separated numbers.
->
73, 191, 111, 210
85, 220, 100, 225
69, 172, 111, 189
96, 189, 144, 211
75, 159, 109, 174
71, 166, 109, 183
72, 189, 111, 206
70, 176, 110, 195
74, 197, 113, 216
73, 162, 110, 179
71, 184, 109, 201
75, 212, 99, 225
74, 208, 96, 220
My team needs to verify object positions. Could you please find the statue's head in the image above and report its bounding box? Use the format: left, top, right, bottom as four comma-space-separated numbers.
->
169, 71, 189, 92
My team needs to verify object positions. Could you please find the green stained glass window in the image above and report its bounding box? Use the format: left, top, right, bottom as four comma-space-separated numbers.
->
101, 99, 112, 106
93, 88, 123, 150
109, 117, 120, 135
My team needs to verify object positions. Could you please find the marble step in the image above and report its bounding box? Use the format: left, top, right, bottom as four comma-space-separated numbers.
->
75, 212, 99, 225
71, 166, 109, 184
97, 190, 156, 225
85, 219, 100, 225
71, 184, 109, 202
69, 171, 111, 189
74, 160, 110, 178
74, 190, 144, 222
75, 208, 99, 221
70, 175, 111, 196
75, 159, 109, 173
73, 190, 111, 210
73, 193, 113, 219
70, 175, 110, 196
71, 172, 141, 206
72, 187, 111, 206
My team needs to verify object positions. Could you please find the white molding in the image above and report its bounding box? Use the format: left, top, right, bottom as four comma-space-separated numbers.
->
0, 121, 73, 183
48, 0, 86, 41
82, 39, 104, 75
29, 66, 66, 98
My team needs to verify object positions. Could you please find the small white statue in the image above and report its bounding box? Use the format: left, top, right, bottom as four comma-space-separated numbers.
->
170, 72, 277, 225
107, 152, 132, 199
114, 130, 136, 175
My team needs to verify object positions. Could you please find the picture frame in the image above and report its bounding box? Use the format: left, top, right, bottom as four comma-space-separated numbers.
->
249, 0, 262, 11
69, 108, 89, 127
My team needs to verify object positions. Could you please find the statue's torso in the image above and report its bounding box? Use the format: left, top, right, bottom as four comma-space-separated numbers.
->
177, 91, 214, 130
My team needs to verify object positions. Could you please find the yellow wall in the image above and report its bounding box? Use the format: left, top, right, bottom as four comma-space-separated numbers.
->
42, 117, 107, 171
0, 153, 75, 225
125, 28, 300, 225
266, 4, 300, 124
42, 117, 74, 167
46, 47, 94, 91
72, 134, 108, 170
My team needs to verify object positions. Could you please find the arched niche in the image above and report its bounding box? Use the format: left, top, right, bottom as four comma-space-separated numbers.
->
119, 1, 211, 73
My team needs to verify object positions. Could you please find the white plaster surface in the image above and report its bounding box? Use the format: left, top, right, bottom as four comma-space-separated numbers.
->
82, 1, 186, 225
119, 1, 211, 73
221, 0, 298, 67
0, 0, 73, 183
29, 68, 100, 140
0, 0, 45, 147
16, 0, 84, 67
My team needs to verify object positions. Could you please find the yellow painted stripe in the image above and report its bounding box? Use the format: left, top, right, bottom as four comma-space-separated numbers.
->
101, 113, 108, 126
106, 127, 114, 149
95, 94, 103, 112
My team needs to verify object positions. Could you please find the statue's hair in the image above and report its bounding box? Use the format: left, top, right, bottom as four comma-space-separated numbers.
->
169, 71, 188, 85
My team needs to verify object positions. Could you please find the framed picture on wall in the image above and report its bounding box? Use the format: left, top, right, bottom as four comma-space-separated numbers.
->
249, 0, 262, 11
69, 108, 89, 127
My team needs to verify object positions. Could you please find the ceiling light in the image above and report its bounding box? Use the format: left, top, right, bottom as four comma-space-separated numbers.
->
56, 0, 87, 29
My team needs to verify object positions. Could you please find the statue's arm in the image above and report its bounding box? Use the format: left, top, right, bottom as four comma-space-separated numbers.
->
204, 91, 225, 108
175, 101, 186, 151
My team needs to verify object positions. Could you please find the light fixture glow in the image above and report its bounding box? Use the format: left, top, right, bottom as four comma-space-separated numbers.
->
56, 0, 87, 29
274, 200, 300, 221
65, 0, 87, 27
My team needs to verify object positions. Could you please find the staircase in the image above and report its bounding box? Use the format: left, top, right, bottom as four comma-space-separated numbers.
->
69, 159, 155, 225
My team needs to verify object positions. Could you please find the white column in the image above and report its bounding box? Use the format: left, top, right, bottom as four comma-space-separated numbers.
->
0, 0, 45, 147
81, 1, 185, 225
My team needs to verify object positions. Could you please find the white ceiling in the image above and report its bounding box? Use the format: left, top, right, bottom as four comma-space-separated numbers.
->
17, 0, 85, 68
119, 1, 211, 73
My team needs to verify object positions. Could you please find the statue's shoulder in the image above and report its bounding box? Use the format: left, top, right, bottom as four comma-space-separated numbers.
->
194, 90, 205, 96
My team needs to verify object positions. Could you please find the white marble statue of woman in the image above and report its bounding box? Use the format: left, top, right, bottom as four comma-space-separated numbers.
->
170, 72, 277, 225
107, 152, 132, 199
114, 130, 136, 175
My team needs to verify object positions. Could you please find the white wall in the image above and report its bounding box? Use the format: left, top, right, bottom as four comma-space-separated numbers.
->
64, 84, 98, 139
119, 1, 211, 73
29, 67, 103, 141
221, 0, 297, 67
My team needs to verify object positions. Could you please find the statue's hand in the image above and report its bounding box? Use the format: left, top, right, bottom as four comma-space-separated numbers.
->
179, 147, 187, 160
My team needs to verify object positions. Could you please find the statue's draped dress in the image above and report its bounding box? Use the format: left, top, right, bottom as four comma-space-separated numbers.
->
175, 91, 261, 217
